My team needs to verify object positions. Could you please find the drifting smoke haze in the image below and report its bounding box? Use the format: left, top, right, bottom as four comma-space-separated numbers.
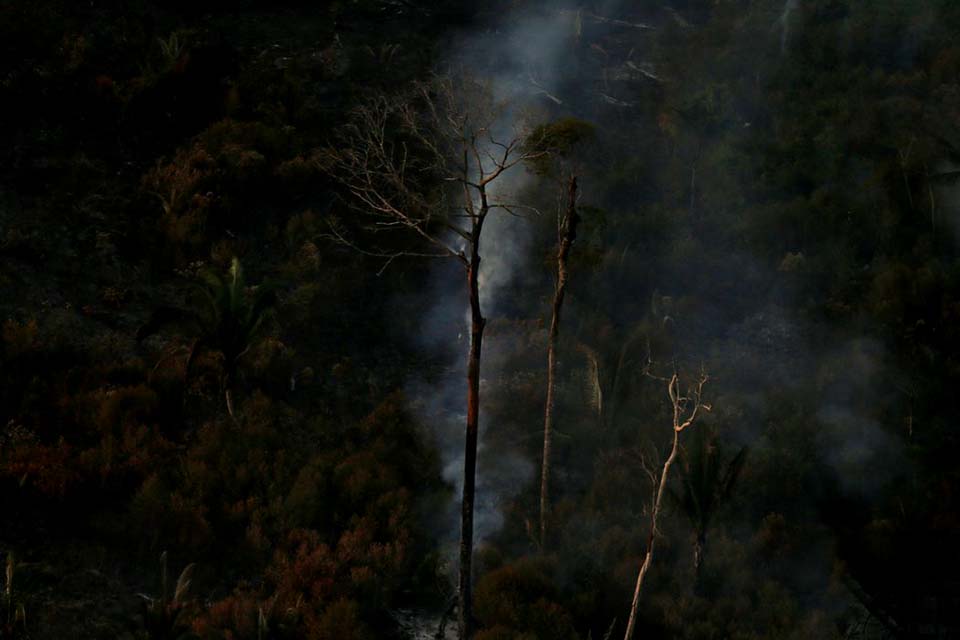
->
778, 0, 799, 52
7, 0, 960, 637
408, 0, 910, 577
403, 2, 588, 557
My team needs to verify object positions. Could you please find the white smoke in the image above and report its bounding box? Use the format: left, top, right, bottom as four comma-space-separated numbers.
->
779, 0, 800, 53
403, 3, 586, 559
816, 338, 904, 497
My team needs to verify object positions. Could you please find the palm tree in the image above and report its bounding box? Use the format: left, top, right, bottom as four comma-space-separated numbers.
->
138, 257, 275, 418
672, 427, 747, 589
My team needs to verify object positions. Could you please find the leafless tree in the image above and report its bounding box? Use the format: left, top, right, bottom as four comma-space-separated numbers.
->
320, 75, 541, 640
539, 175, 579, 549
523, 118, 593, 550
623, 366, 711, 640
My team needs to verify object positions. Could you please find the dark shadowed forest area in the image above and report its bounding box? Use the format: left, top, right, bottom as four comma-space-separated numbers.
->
3, 0, 960, 638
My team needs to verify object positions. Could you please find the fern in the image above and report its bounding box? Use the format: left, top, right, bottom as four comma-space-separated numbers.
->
157, 32, 186, 68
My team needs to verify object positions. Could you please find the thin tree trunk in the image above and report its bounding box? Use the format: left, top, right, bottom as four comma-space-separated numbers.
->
225, 389, 235, 419
693, 530, 706, 592
622, 371, 708, 638
436, 598, 457, 640
540, 176, 579, 549
459, 218, 486, 640
899, 139, 916, 213
624, 428, 681, 640
689, 163, 697, 218
224, 369, 237, 421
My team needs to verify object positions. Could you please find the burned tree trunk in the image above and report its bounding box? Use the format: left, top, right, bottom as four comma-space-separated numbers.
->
319, 77, 542, 640
693, 530, 706, 589
539, 176, 580, 549
459, 214, 486, 640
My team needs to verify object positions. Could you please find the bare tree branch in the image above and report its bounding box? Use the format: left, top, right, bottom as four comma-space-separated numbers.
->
623, 364, 711, 640
318, 74, 545, 640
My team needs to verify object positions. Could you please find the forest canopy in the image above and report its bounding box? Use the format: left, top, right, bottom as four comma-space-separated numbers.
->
2, 1, 960, 638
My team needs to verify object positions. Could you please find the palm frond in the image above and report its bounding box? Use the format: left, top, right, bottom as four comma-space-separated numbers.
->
676, 430, 747, 533
603, 617, 617, 640
172, 563, 195, 605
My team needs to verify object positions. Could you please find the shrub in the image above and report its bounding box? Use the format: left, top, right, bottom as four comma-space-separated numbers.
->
474, 558, 578, 640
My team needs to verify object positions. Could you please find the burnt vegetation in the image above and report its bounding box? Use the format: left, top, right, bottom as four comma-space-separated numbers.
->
2, 1, 960, 639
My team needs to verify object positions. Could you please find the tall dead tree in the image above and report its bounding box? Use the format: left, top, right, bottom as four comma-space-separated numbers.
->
523, 118, 594, 551
623, 368, 710, 640
320, 76, 540, 640
539, 175, 580, 549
